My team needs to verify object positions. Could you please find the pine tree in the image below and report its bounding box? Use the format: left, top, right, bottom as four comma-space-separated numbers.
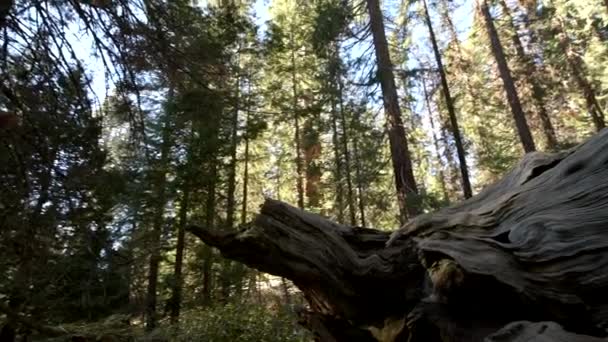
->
421, 0, 472, 198
499, 0, 558, 150
367, 0, 420, 222
421, 74, 450, 204
145, 107, 173, 330
478, 0, 536, 153
552, 8, 606, 131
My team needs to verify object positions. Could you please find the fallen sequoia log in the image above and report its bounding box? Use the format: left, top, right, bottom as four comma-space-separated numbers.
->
188, 129, 608, 342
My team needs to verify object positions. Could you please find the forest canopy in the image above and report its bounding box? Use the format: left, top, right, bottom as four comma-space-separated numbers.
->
1, 0, 607, 341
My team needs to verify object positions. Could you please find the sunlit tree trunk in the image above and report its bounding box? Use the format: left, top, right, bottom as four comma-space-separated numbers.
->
303, 111, 322, 208
290, 29, 305, 209
241, 80, 252, 226
499, 0, 558, 150
226, 54, 240, 230
478, 0, 536, 153
352, 138, 367, 227
330, 90, 345, 223
367, 0, 420, 223
422, 0, 472, 198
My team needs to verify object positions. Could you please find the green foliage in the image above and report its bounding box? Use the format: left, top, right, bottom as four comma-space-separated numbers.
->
166, 304, 311, 342
311, 0, 350, 56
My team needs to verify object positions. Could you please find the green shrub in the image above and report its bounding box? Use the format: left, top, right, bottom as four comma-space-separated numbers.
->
166, 303, 311, 342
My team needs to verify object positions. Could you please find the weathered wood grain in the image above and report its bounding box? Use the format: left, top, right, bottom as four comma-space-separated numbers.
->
189, 129, 608, 341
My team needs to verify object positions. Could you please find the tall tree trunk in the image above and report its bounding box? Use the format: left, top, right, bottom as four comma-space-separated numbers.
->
552, 14, 606, 131
233, 81, 253, 298
145, 101, 173, 331
220, 57, 240, 299
439, 0, 494, 176
421, 75, 450, 205
221, 59, 240, 299
478, 0, 536, 153
241, 81, 251, 226
499, 0, 558, 150
330, 89, 345, 223
438, 0, 483, 127
366, 0, 420, 223
303, 113, 322, 208
169, 129, 194, 324
241, 130, 250, 225
202, 157, 217, 305
422, 0, 472, 199
437, 106, 459, 198
290, 29, 305, 209
337, 72, 356, 225
169, 176, 190, 324
226, 58, 240, 230
352, 112, 367, 227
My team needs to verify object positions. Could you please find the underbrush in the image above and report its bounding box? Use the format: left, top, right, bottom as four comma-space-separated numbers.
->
163, 303, 311, 342
32, 302, 311, 341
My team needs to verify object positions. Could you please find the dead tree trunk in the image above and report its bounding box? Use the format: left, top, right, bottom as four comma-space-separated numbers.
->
189, 129, 608, 341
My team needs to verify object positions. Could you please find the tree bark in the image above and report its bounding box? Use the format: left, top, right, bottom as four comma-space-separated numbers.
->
367, 0, 420, 223
189, 129, 608, 341
422, 0, 472, 198
226, 54, 241, 230
202, 155, 218, 305
169, 183, 189, 324
304, 114, 322, 208
478, 0, 536, 153
330, 89, 345, 223
241, 81, 251, 225
291, 29, 305, 210
498, 0, 558, 150
337, 72, 356, 225
352, 114, 367, 228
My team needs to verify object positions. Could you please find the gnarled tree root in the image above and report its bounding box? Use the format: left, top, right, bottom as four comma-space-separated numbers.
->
189, 129, 608, 341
